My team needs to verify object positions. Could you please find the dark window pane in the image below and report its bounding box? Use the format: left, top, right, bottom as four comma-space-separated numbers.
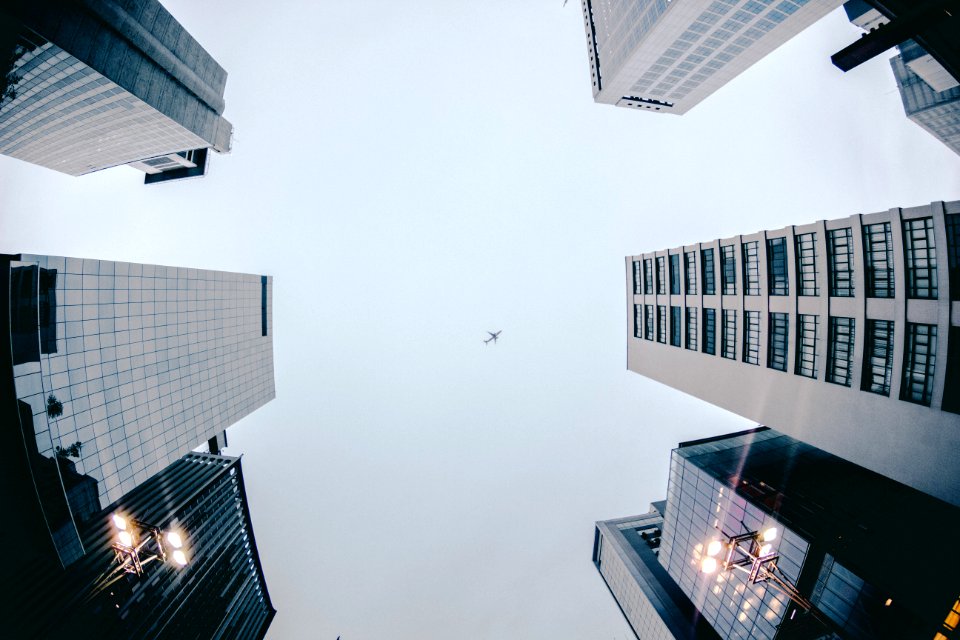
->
795, 232, 819, 296
742, 242, 760, 296
657, 305, 667, 343
766, 237, 788, 296
828, 228, 854, 297
703, 308, 716, 355
670, 306, 681, 347
633, 304, 642, 339
863, 223, 894, 298
903, 217, 938, 299
261, 275, 268, 337
632, 261, 643, 295
702, 248, 716, 295
862, 319, 893, 395
721, 245, 736, 295
643, 259, 653, 295
685, 307, 698, 351
684, 251, 697, 295
827, 316, 855, 386
10, 265, 41, 365
768, 312, 788, 371
901, 323, 937, 405
722, 309, 736, 360
946, 214, 960, 301
644, 304, 654, 340
669, 254, 681, 295
796, 314, 819, 378
743, 311, 760, 364
657, 257, 666, 295
943, 326, 960, 414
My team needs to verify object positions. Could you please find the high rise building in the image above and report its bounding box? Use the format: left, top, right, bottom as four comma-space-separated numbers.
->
0, 0, 232, 183
595, 428, 960, 639
1, 254, 274, 568
844, 1, 960, 157
578, 0, 842, 115
593, 505, 722, 639
9, 452, 276, 640
625, 200, 960, 505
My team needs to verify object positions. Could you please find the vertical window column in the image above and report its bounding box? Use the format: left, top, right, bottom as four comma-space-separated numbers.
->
827, 316, 855, 386
632, 261, 643, 295
656, 257, 666, 295
657, 305, 667, 343
767, 313, 788, 371
643, 259, 653, 295
669, 254, 681, 295
701, 248, 716, 295
862, 319, 894, 396
903, 217, 938, 299
684, 251, 697, 295
828, 228, 854, 297
795, 232, 819, 296
670, 306, 681, 346
766, 237, 788, 296
742, 242, 759, 296
946, 214, 960, 301
796, 314, 819, 378
685, 307, 698, 351
901, 323, 937, 405
702, 308, 716, 356
633, 304, 642, 339
743, 311, 760, 364
644, 304, 654, 340
720, 245, 736, 295
721, 309, 737, 360
863, 222, 894, 298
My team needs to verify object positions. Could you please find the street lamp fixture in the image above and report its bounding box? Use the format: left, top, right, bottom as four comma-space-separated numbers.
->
109, 513, 189, 577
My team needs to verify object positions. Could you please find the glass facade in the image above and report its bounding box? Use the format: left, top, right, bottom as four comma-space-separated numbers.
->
657, 256, 666, 295
685, 307, 698, 351
743, 311, 760, 365
6, 255, 275, 567
645, 304, 654, 340
903, 217, 938, 299
633, 261, 643, 295
669, 254, 681, 295
721, 309, 736, 360
795, 232, 819, 296
827, 316, 855, 387
946, 214, 960, 301
862, 222, 894, 298
657, 305, 667, 343
828, 228, 854, 297
670, 306, 682, 347
796, 314, 819, 379
634, 304, 643, 339
742, 242, 760, 296
720, 245, 736, 295
901, 323, 937, 405
701, 248, 715, 296
862, 319, 894, 396
644, 258, 654, 295
684, 251, 697, 295
702, 308, 716, 356
767, 312, 788, 372
766, 237, 788, 296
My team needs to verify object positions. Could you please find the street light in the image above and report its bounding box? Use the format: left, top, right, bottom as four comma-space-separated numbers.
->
109, 513, 189, 577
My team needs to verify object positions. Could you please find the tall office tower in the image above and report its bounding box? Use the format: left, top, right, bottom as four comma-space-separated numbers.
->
593, 505, 722, 639
578, 0, 842, 115
1, 254, 274, 569
625, 200, 960, 506
844, 1, 960, 157
595, 428, 960, 639
0, 0, 232, 183
10, 452, 276, 640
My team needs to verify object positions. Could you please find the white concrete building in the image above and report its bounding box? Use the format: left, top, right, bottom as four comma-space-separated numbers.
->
625, 200, 960, 506
579, 0, 842, 114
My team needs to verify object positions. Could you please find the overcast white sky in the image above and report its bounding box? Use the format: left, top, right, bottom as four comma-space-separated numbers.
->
2, 2, 960, 638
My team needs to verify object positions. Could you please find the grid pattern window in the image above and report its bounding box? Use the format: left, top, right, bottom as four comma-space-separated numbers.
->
684, 251, 697, 295
656, 257, 666, 295
862, 223, 894, 298
903, 217, 938, 299
643, 259, 653, 295
742, 242, 760, 296
702, 308, 716, 356
657, 305, 667, 343
901, 323, 937, 405
721, 309, 736, 360
827, 228, 855, 297
743, 311, 760, 365
644, 304, 654, 341
766, 237, 788, 296
632, 261, 643, 295
633, 304, 642, 339
685, 307, 698, 351
795, 314, 819, 379
720, 245, 736, 295
827, 317, 855, 387
862, 320, 894, 396
701, 248, 716, 295
669, 254, 681, 295
795, 233, 819, 296
670, 306, 682, 347
767, 313, 788, 372
946, 214, 960, 301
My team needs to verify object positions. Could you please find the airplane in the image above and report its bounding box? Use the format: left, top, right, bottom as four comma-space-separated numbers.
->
484, 331, 502, 345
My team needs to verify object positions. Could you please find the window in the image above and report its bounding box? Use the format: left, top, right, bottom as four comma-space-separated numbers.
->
669, 254, 681, 295
633, 261, 643, 295
656, 257, 666, 295
703, 308, 716, 355
701, 248, 716, 295
685, 307, 698, 350
657, 305, 667, 343
721, 245, 736, 295
721, 309, 737, 359
901, 323, 937, 405
862, 319, 894, 396
796, 314, 818, 378
644, 305, 654, 340
827, 317, 855, 386
828, 228, 854, 297
742, 242, 760, 295
795, 232, 819, 296
946, 214, 960, 301
643, 259, 653, 295
766, 237, 788, 296
633, 305, 642, 338
261, 275, 268, 336
943, 327, 960, 414
768, 312, 788, 371
743, 311, 760, 364
863, 223, 894, 298
903, 217, 938, 299
670, 306, 681, 346
684, 251, 697, 295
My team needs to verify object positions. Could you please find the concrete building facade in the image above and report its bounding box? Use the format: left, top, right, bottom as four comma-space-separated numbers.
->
625, 200, 960, 505
578, 0, 842, 114
0, 0, 232, 182
2, 254, 274, 568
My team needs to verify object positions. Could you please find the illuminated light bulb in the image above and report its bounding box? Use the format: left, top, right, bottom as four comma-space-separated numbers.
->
112, 514, 127, 530
172, 550, 187, 566
759, 543, 772, 556
707, 540, 722, 557
118, 530, 133, 547
762, 527, 778, 542
166, 532, 183, 549
885, 598, 893, 607
701, 557, 718, 574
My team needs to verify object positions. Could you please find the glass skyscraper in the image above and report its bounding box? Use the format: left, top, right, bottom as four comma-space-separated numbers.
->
0, 0, 232, 182
2, 254, 274, 568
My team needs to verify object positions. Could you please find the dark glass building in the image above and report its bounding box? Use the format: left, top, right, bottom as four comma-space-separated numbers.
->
0, 0, 232, 182
7, 452, 276, 639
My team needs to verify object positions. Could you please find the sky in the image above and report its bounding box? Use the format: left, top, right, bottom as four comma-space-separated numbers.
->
2, 2, 960, 638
